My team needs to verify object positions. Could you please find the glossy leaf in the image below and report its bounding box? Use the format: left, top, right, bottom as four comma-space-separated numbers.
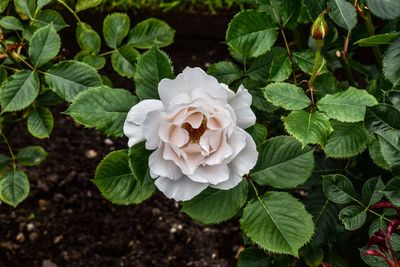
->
32, 10, 68, 31
367, 0, 400, 19
327, 0, 357, 30
45, 60, 102, 102
75, 0, 102, 12
377, 130, 400, 167
207, 61, 243, 85
111, 44, 140, 78
93, 150, 155, 205
282, 110, 333, 146
365, 104, 400, 133
103, 13, 130, 49
76, 22, 101, 53
240, 191, 314, 256
226, 10, 278, 58
14, 0, 35, 19
382, 177, 400, 206
383, 40, 400, 86
134, 45, 174, 100
324, 122, 370, 158
0, 16, 24, 30
238, 248, 271, 267
16, 146, 47, 166
323, 174, 355, 204
0, 169, 29, 207
362, 177, 384, 206
182, 180, 248, 224
0, 70, 39, 112
128, 18, 175, 49
128, 142, 152, 184
268, 52, 292, 82
29, 24, 60, 67
339, 205, 367, 230
355, 32, 400, 47
251, 136, 314, 188
27, 106, 54, 138
317, 87, 378, 122
67, 86, 138, 137
263, 82, 311, 110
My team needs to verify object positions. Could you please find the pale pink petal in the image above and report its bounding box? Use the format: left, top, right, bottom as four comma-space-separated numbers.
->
149, 147, 182, 180
125, 99, 164, 125
229, 85, 256, 129
210, 173, 243, 190
123, 121, 144, 147
188, 164, 230, 184
159, 123, 189, 147
142, 110, 164, 150
204, 132, 233, 165
185, 112, 203, 128
229, 131, 258, 176
155, 176, 209, 201
226, 128, 247, 161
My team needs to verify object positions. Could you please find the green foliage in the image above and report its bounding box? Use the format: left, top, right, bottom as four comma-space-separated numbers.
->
182, 180, 248, 224
0, 169, 29, 207
362, 177, 384, 206
366, 0, 400, 20
76, 0, 102, 12
67, 86, 138, 137
317, 87, 378, 122
103, 13, 130, 49
383, 40, 400, 86
238, 248, 271, 267
128, 18, 175, 49
323, 174, 355, 204
207, 61, 243, 85
240, 191, 314, 256
27, 106, 54, 138
251, 136, 314, 188
381, 177, 400, 206
134, 45, 174, 100
16, 146, 47, 166
226, 10, 278, 58
338, 205, 367, 230
355, 33, 400, 47
76, 22, 101, 53
282, 110, 333, 146
327, 0, 357, 30
29, 24, 60, 67
263, 82, 311, 110
94, 150, 155, 205
111, 44, 140, 78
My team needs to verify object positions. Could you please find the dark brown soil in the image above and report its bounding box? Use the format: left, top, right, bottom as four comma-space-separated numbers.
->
0, 12, 243, 267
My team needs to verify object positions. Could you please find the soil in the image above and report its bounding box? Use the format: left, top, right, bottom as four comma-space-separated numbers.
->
0, 12, 243, 267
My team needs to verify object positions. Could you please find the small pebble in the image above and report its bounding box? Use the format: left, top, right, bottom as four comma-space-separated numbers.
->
85, 149, 98, 159
29, 232, 39, 241
38, 199, 49, 210
53, 235, 63, 244
42, 259, 57, 267
16, 232, 25, 243
26, 223, 35, 232
104, 138, 114, 145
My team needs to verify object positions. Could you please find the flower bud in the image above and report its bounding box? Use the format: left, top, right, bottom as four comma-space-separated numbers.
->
311, 14, 329, 40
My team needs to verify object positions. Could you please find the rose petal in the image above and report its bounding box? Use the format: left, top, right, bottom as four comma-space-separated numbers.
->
188, 164, 230, 184
204, 131, 233, 165
125, 99, 164, 125
229, 85, 256, 129
155, 176, 209, 201
149, 146, 182, 180
185, 112, 204, 128
123, 121, 144, 147
210, 172, 243, 190
142, 110, 164, 150
229, 131, 258, 176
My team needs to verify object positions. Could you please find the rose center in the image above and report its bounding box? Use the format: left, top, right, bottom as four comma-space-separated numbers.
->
182, 118, 207, 144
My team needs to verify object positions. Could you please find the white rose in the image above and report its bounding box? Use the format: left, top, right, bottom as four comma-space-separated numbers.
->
123, 67, 258, 201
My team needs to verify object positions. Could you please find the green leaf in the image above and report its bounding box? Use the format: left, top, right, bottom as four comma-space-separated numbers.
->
240, 191, 314, 256
0, 154, 10, 170
246, 123, 268, 147
226, 10, 278, 58
339, 205, 367, 230
251, 136, 314, 188
67, 86, 137, 137
27, 106, 53, 138
0, 0, 9, 14
0, 16, 24, 30
305, 190, 341, 246
362, 177, 384, 206
16, 146, 47, 166
268, 52, 292, 82
111, 44, 140, 78
383, 40, 400, 86
294, 50, 327, 75
317, 87, 378, 122
367, 0, 400, 19
324, 122, 370, 158
32, 10, 68, 31
327, 0, 357, 30
238, 248, 271, 267
0, 70, 39, 112
282, 110, 333, 146
263, 82, 311, 110
128, 18, 175, 49
323, 174, 355, 204
377, 130, 400, 167
314, 73, 341, 98
386, 90, 400, 110
182, 181, 248, 224
247, 49, 277, 83
382, 177, 400, 206
0, 169, 29, 207
103, 13, 130, 49
365, 104, 400, 133
76, 22, 101, 53
369, 138, 391, 170
81, 54, 106, 70
75, 0, 102, 12
369, 218, 387, 236
390, 233, 400, 251
45, 60, 102, 102
355, 32, 400, 47
14, 0, 35, 19
134, 45, 173, 100
128, 142, 151, 184
29, 24, 60, 67
37, 0, 52, 9
93, 150, 155, 205
207, 61, 243, 85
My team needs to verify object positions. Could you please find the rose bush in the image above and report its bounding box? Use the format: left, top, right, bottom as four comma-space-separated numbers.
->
123, 67, 258, 200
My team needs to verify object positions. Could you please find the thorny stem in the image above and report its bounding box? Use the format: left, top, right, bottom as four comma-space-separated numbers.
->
363, 8, 383, 67
57, 0, 81, 23
267, 0, 298, 85
336, 30, 356, 86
